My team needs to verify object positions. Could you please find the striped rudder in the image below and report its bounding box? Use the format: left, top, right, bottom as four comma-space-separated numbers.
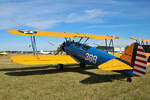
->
133, 44, 147, 77
120, 43, 147, 77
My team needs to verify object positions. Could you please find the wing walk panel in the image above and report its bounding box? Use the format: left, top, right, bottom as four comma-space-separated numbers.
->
98, 59, 133, 71
6, 29, 123, 40
11, 55, 78, 65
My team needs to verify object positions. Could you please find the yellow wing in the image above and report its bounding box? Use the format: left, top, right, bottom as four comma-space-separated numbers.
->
146, 53, 150, 57
146, 53, 150, 66
98, 59, 133, 70
11, 55, 78, 65
130, 37, 150, 43
6, 29, 123, 40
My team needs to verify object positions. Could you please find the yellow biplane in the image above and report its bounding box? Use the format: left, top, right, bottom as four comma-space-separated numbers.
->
6, 29, 148, 82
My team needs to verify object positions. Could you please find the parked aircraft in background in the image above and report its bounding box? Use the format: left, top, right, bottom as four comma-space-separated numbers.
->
0, 52, 8, 56
130, 37, 150, 66
39, 50, 51, 54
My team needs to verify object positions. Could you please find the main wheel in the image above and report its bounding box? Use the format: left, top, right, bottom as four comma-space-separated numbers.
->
80, 63, 85, 68
57, 64, 64, 71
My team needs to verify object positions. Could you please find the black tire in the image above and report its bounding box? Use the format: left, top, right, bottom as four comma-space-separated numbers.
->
57, 64, 64, 71
80, 63, 85, 68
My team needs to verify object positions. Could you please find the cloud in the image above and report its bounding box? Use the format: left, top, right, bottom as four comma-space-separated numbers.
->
65, 9, 108, 23
0, 0, 150, 30
25, 20, 61, 29
0, 0, 74, 30
0, 0, 119, 30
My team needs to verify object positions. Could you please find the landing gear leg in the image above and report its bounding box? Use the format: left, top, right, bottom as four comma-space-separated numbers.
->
80, 63, 85, 68
57, 64, 64, 71
127, 77, 132, 83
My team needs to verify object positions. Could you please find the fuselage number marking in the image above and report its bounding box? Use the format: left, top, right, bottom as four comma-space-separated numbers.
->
85, 53, 97, 64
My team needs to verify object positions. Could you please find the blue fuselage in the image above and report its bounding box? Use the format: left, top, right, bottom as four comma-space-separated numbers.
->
64, 41, 116, 66
63, 41, 133, 77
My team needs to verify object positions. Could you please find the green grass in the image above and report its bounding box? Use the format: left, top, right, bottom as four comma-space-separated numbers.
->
0, 54, 150, 100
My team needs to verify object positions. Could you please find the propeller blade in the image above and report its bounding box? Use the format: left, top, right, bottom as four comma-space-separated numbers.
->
55, 42, 65, 55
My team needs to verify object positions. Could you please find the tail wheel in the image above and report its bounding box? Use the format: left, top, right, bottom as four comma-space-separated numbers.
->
57, 64, 64, 71
127, 77, 132, 83
147, 57, 150, 62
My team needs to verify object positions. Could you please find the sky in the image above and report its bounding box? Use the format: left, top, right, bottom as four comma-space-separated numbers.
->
0, 0, 150, 51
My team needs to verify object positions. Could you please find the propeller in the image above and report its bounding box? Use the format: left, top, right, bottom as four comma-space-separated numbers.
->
48, 41, 55, 46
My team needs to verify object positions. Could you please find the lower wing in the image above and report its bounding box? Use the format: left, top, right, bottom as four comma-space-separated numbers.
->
11, 55, 78, 65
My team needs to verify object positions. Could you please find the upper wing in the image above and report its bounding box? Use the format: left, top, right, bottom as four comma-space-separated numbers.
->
11, 55, 78, 65
98, 59, 133, 70
130, 37, 150, 43
6, 29, 123, 40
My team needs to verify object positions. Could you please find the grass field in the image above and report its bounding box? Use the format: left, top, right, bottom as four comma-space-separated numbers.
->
0, 54, 150, 100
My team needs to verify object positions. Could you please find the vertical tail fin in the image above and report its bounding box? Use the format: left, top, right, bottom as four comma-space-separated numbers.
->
120, 43, 147, 77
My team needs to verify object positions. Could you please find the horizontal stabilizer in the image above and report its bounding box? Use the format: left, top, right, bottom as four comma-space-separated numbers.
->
11, 55, 78, 65
98, 59, 133, 71
6, 29, 123, 40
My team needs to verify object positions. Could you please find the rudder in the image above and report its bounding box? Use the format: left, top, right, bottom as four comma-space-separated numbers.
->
120, 43, 147, 77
